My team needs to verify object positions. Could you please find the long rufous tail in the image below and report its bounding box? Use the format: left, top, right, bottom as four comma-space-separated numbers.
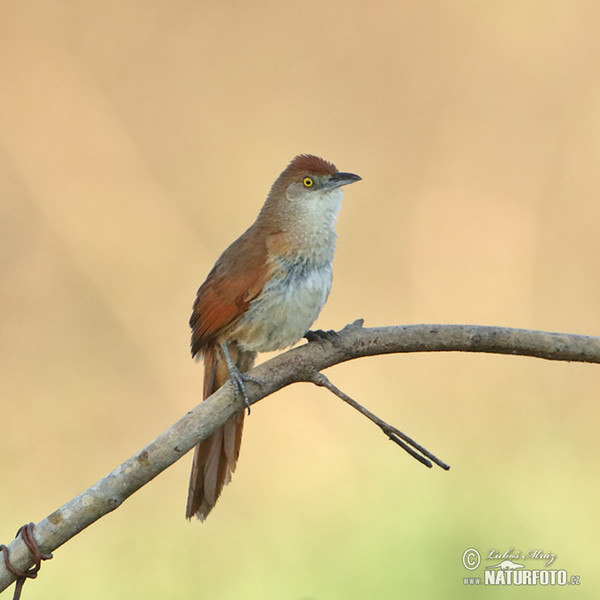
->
185, 343, 255, 520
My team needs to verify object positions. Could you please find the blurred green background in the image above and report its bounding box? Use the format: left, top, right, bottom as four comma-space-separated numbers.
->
1, 1, 599, 598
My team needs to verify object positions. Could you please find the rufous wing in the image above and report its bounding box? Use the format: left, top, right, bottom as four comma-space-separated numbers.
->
190, 226, 272, 357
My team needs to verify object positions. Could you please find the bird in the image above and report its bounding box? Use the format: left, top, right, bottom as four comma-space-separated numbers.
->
186, 154, 361, 521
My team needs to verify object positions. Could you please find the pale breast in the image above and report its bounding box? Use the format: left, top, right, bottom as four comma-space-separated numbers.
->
231, 258, 332, 352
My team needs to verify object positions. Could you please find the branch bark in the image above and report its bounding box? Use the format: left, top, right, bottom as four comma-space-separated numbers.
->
2, 321, 600, 592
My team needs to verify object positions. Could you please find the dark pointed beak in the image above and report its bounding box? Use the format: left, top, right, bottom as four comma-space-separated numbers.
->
325, 171, 362, 189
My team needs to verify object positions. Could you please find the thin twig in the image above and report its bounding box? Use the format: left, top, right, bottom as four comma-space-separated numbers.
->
309, 372, 450, 470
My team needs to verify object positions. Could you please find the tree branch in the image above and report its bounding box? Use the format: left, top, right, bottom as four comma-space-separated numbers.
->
2, 321, 600, 592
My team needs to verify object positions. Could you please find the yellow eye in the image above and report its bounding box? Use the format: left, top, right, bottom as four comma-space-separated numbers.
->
303, 177, 314, 188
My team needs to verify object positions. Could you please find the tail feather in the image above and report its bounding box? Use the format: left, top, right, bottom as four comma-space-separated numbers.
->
186, 344, 255, 521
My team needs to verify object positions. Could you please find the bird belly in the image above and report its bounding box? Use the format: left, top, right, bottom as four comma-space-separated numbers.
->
231, 260, 332, 352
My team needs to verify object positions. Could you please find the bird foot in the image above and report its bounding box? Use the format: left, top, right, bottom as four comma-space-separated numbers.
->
305, 328, 341, 345
231, 368, 262, 415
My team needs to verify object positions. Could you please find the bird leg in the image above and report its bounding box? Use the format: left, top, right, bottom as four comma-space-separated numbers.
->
219, 342, 261, 414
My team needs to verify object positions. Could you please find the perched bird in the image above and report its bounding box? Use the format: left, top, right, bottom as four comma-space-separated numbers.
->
186, 154, 361, 520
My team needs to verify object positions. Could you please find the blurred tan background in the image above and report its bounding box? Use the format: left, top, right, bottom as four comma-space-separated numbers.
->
1, 1, 599, 598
